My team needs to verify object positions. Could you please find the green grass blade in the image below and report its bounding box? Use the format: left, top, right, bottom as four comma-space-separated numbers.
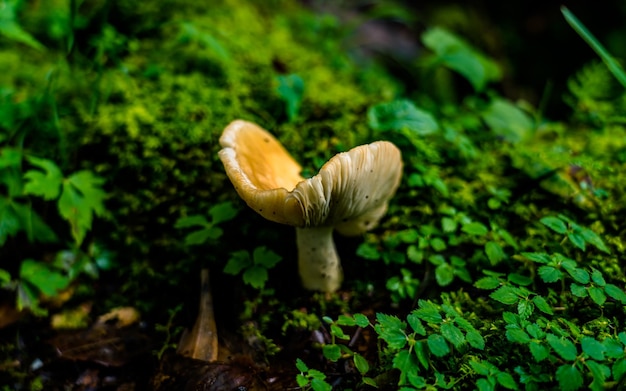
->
561, 6, 626, 89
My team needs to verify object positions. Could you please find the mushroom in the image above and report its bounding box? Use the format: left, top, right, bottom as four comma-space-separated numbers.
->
218, 120, 403, 292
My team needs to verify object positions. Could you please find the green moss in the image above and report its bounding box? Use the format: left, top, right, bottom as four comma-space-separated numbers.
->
2, 1, 398, 260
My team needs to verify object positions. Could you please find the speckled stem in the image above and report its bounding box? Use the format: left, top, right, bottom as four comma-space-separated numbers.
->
296, 226, 343, 292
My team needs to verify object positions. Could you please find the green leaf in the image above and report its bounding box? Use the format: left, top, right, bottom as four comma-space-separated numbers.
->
252, 246, 281, 268
604, 284, 626, 304
296, 374, 308, 388
330, 324, 349, 340
576, 226, 610, 254
586, 360, 609, 391
421, 27, 500, 91
590, 269, 606, 286
414, 300, 443, 324
356, 242, 380, 260
555, 364, 583, 391
362, 377, 377, 388
295, 358, 309, 372
441, 217, 457, 233
532, 295, 554, 315
414, 341, 429, 369
375, 313, 407, 349
508, 273, 532, 286
538, 266, 563, 283
485, 241, 506, 265
567, 231, 586, 251
430, 237, 447, 251
440, 323, 465, 348
184, 227, 222, 245
58, 171, 107, 245
570, 283, 588, 298
521, 252, 551, 264
546, 333, 578, 361
435, 262, 454, 286
427, 334, 450, 357
406, 245, 423, 264
322, 344, 341, 362
506, 328, 531, 344
565, 267, 590, 284
223, 251, 251, 275
20, 259, 70, 297
461, 221, 488, 236
336, 314, 356, 327
490, 285, 521, 305
368, 99, 439, 136
476, 378, 495, 391
208, 201, 238, 224
23, 157, 63, 200
310, 378, 332, 391
517, 299, 534, 319
392, 349, 417, 374
474, 276, 501, 290
496, 372, 518, 390
602, 338, 624, 359
540, 216, 567, 234
276, 74, 304, 122
353, 313, 370, 328
613, 358, 626, 384
466, 330, 485, 350
175, 215, 209, 228
588, 286, 606, 305
406, 312, 426, 336
353, 354, 369, 375
581, 337, 606, 361
529, 341, 549, 362
469, 359, 492, 376
482, 98, 534, 143
242, 265, 268, 289
525, 323, 545, 339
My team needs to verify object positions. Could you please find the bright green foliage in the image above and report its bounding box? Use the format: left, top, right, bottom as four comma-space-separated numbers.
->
295, 359, 332, 391
175, 201, 238, 246
23, 157, 107, 246
2, 1, 625, 390
368, 99, 439, 138
223, 246, 282, 289
420, 27, 501, 91
539, 214, 610, 253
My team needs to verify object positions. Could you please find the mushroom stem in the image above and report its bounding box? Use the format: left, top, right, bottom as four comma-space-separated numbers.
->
296, 226, 343, 292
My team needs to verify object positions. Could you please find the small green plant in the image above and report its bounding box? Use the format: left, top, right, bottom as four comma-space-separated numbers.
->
223, 246, 282, 289
175, 201, 238, 245
0, 149, 109, 314
295, 358, 332, 391
539, 214, 610, 253
153, 304, 184, 360
320, 315, 376, 387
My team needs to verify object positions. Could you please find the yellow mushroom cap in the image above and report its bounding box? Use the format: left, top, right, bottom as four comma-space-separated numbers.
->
218, 120, 403, 231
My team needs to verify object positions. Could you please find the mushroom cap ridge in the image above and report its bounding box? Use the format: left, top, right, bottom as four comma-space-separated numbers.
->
218, 120, 403, 231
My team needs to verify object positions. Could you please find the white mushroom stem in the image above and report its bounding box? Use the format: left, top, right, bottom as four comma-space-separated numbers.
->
296, 226, 343, 292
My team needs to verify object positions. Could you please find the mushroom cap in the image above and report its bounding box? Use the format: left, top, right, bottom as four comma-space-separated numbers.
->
218, 120, 403, 232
